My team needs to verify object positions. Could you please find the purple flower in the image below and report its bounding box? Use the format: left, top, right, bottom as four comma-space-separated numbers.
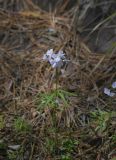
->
112, 81, 116, 89
104, 88, 110, 96
43, 49, 66, 68
57, 50, 65, 59
104, 87, 115, 97
50, 57, 63, 68
43, 49, 54, 61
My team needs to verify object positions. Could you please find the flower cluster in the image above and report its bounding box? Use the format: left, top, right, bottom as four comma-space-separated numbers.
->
104, 81, 116, 97
43, 49, 66, 68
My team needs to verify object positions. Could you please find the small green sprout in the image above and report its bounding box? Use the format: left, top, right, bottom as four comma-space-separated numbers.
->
60, 138, 78, 160
61, 138, 78, 153
90, 110, 116, 133
61, 154, 72, 160
45, 138, 56, 154
36, 89, 76, 111
13, 117, 31, 133
7, 147, 23, 160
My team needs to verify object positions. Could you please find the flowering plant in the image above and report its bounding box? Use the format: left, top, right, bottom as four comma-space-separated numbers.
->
43, 49, 66, 68
104, 81, 116, 97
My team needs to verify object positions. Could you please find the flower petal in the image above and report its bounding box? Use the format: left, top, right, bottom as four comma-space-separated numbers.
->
57, 50, 65, 59
104, 87, 115, 97
112, 81, 116, 89
104, 88, 111, 96
109, 92, 115, 97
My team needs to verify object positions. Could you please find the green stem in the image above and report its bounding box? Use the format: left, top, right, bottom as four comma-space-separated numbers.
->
52, 68, 59, 156
55, 68, 59, 98
50, 68, 59, 157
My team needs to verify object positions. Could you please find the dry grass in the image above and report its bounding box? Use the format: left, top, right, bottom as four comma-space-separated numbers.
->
0, 0, 116, 160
